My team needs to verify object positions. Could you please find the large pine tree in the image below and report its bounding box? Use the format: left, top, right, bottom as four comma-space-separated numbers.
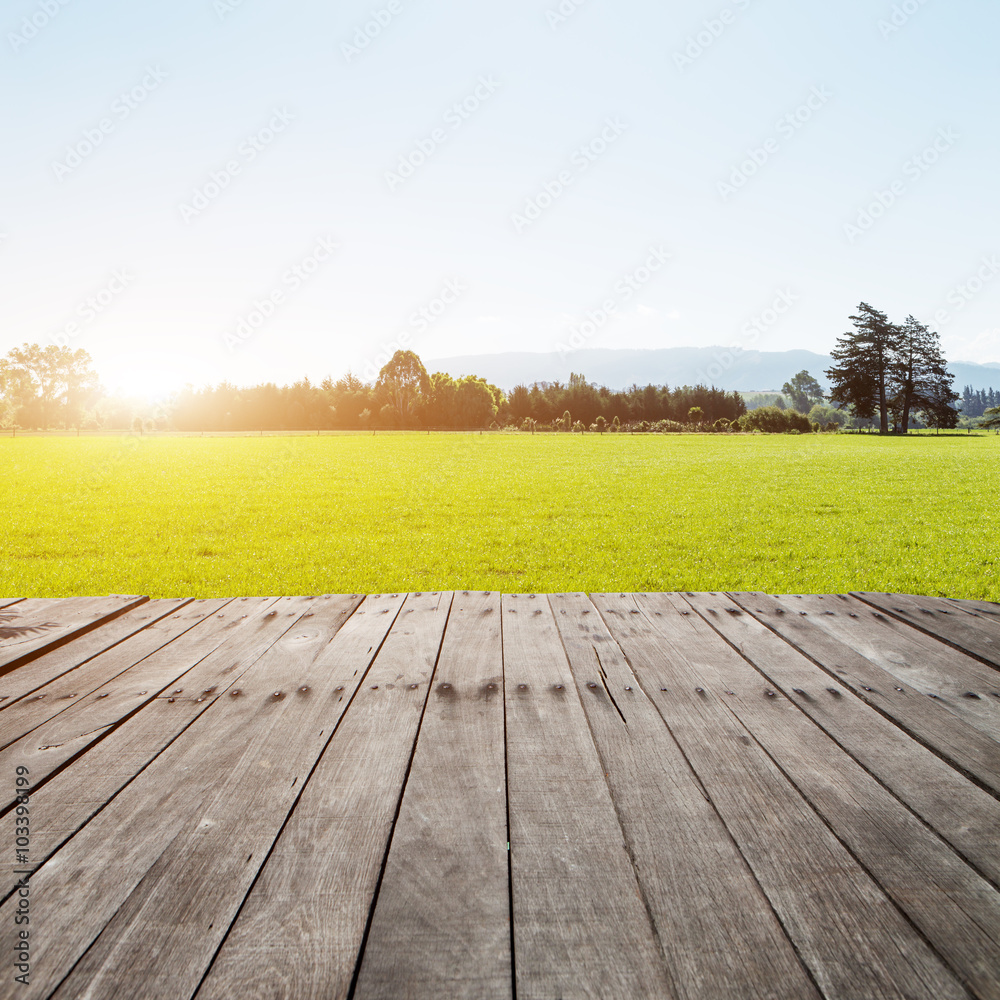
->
891, 316, 958, 432
825, 303, 902, 433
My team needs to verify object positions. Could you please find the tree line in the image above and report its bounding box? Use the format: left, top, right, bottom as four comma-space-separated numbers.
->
0, 345, 748, 432
960, 385, 999, 419
3, 317, 997, 433
172, 353, 749, 432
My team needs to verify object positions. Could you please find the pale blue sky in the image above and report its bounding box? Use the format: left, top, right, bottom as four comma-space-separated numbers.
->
2, 0, 998, 395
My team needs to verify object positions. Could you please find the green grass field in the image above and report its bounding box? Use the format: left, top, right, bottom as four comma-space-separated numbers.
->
1, 432, 996, 599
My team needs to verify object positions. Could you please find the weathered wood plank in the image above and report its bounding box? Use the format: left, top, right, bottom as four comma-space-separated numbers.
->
502, 593, 674, 1000
776, 594, 1000, 740
353, 591, 511, 1000
1, 596, 302, 892
643, 593, 1000, 1000
685, 591, 1000, 889
0, 599, 24, 611
196, 592, 447, 1000
854, 592, 1000, 669
0, 594, 368, 1000
549, 592, 819, 1000
0, 599, 191, 709
0, 599, 213, 752
0, 595, 147, 673
0, 599, 234, 806
730, 592, 1000, 796
595, 592, 969, 1000
947, 597, 1000, 619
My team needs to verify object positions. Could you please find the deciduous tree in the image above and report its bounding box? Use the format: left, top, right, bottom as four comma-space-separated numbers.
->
781, 370, 825, 413
375, 350, 429, 426
0, 343, 100, 429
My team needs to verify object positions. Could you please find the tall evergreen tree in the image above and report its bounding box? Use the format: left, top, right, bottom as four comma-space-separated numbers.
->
825, 303, 902, 434
892, 316, 957, 432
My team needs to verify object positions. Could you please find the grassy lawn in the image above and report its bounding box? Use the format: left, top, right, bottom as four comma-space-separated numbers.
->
1, 432, 996, 599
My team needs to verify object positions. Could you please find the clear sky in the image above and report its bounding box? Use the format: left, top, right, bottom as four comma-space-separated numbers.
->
2, 0, 998, 397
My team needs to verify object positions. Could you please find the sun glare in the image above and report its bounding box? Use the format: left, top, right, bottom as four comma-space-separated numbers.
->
103, 355, 189, 405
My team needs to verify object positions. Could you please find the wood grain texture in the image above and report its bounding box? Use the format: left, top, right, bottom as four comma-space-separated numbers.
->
948, 597, 1000, 619
196, 592, 448, 1000
642, 593, 1000, 1000
0, 598, 24, 610
48, 593, 368, 1000
854, 591, 1000, 669
353, 591, 511, 1000
0, 599, 233, 807
0, 594, 363, 1000
596, 592, 969, 1000
502, 593, 674, 1000
0, 599, 214, 752
549, 592, 819, 1000
684, 591, 1000, 889
774, 594, 1000, 740
0, 599, 192, 710
0, 595, 147, 673
2, 596, 301, 891
0, 589, 997, 1000
731, 592, 1000, 796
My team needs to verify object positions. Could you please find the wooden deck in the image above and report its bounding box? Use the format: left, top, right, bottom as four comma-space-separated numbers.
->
1, 591, 999, 1000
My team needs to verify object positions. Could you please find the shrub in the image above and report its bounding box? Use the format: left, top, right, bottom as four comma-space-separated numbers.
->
738, 406, 815, 434
654, 419, 685, 433
787, 410, 812, 433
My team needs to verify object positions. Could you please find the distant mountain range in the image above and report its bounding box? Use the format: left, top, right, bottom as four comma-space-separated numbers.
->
427, 348, 1000, 394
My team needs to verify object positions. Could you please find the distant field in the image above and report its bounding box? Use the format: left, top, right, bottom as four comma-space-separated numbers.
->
1, 433, 996, 599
